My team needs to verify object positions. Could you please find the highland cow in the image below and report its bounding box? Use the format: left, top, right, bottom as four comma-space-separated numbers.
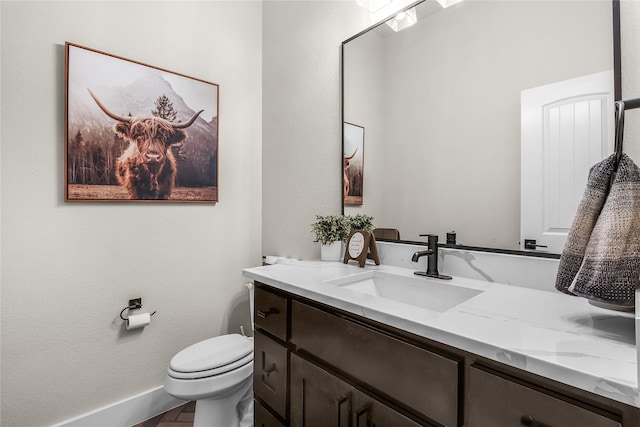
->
344, 148, 358, 198
88, 89, 203, 200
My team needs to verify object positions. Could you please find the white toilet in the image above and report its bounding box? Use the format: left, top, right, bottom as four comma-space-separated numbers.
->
164, 284, 254, 427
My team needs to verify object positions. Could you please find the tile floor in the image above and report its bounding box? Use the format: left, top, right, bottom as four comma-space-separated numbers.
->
132, 401, 195, 427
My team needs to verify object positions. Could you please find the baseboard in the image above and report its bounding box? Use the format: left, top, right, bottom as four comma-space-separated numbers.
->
52, 386, 187, 427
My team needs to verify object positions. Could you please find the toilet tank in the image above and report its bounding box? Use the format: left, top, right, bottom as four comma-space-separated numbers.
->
246, 282, 255, 332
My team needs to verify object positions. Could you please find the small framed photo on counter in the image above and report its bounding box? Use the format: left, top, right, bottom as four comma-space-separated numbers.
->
343, 230, 380, 268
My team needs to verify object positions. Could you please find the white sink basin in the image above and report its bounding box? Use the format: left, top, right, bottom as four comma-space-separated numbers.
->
326, 270, 483, 312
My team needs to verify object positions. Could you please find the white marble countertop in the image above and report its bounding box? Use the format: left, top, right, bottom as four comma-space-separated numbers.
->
243, 260, 639, 408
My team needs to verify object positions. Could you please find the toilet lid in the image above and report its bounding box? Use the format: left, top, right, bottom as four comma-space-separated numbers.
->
170, 334, 253, 373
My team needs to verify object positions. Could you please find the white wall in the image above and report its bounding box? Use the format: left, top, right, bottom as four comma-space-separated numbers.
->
262, 0, 371, 260
0, 1, 262, 426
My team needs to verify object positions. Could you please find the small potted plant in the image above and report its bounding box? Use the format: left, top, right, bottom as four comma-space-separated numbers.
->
347, 214, 374, 234
311, 215, 350, 261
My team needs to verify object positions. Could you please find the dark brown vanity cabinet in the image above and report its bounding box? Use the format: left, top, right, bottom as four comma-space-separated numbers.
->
253, 282, 639, 427
253, 283, 443, 426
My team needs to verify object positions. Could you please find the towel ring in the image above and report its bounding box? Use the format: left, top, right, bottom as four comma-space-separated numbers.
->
613, 96, 640, 171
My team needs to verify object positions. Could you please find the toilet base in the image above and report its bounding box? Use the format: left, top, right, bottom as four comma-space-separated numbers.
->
192, 380, 253, 427
237, 391, 254, 427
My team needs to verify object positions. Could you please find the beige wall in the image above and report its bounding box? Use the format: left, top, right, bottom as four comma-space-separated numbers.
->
0, 1, 262, 425
262, 0, 371, 260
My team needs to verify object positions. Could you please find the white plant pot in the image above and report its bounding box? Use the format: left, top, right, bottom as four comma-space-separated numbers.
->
321, 241, 343, 261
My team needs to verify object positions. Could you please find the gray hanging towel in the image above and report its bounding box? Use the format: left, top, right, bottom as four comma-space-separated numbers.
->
556, 153, 640, 307
555, 154, 615, 295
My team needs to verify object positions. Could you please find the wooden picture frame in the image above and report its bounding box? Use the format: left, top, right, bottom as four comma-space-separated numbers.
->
65, 42, 219, 202
343, 230, 380, 268
344, 122, 364, 206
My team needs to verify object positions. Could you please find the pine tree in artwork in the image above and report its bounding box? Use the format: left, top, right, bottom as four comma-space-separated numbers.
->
72, 129, 85, 147
151, 94, 188, 185
68, 130, 85, 183
151, 94, 178, 122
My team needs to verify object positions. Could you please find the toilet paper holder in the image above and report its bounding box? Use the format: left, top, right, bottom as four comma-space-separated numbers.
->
119, 298, 156, 321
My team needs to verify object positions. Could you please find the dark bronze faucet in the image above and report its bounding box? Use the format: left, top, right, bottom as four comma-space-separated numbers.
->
412, 234, 452, 280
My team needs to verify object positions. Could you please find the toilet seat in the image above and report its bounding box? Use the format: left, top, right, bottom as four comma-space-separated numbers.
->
168, 334, 253, 380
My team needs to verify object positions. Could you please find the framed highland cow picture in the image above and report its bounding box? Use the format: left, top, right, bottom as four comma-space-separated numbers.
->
343, 122, 364, 206
65, 42, 219, 202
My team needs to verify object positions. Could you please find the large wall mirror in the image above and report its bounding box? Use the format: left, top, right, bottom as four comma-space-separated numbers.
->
342, 0, 620, 254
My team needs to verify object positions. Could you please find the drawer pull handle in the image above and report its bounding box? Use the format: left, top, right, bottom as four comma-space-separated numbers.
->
261, 363, 277, 377
335, 393, 351, 427
256, 307, 279, 319
354, 405, 370, 427
521, 415, 550, 427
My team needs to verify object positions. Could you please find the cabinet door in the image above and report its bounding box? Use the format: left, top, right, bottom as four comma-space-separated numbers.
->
291, 354, 430, 427
254, 331, 288, 419
467, 365, 621, 427
255, 400, 285, 427
290, 353, 354, 427
353, 389, 427, 427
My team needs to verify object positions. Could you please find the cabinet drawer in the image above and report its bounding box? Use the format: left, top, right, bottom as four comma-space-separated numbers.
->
255, 400, 285, 427
467, 365, 621, 427
254, 331, 288, 419
255, 286, 288, 341
291, 301, 459, 426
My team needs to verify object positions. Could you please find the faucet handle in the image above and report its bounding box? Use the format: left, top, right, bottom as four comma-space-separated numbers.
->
419, 234, 439, 245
